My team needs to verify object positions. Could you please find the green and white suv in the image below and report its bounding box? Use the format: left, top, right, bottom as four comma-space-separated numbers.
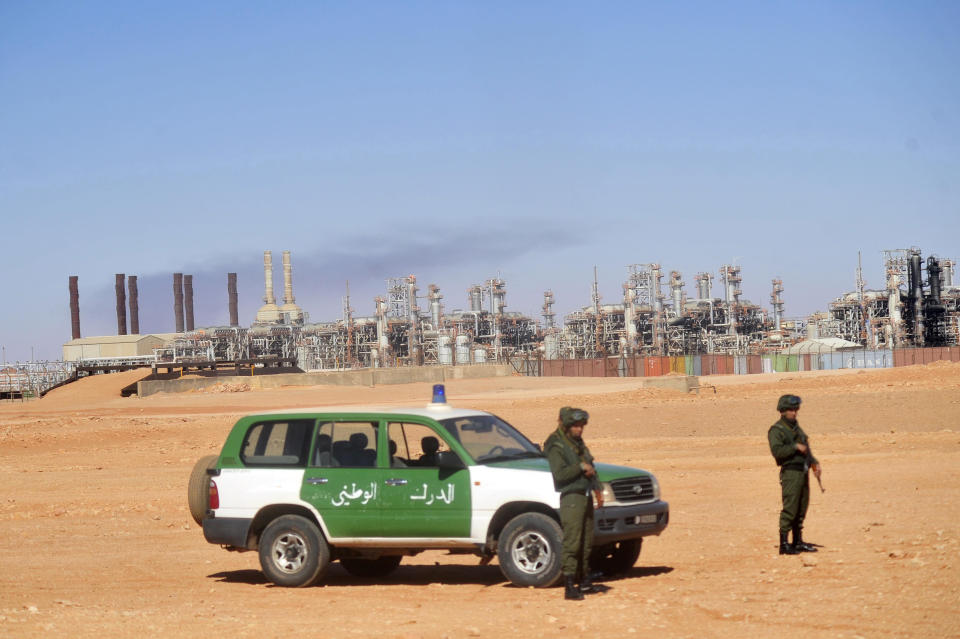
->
189, 386, 668, 588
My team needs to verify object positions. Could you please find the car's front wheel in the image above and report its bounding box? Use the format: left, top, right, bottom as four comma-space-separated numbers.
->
497, 512, 563, 587
258, 515, 330, 587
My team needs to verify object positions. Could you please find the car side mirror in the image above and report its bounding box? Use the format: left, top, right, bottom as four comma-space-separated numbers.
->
436, 451, 465, 470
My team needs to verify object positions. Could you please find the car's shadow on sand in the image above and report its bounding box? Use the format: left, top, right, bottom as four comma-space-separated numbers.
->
208, 563, 674, 588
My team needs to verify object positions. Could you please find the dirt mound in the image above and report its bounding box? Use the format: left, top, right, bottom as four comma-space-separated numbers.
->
38, 368, 151, 409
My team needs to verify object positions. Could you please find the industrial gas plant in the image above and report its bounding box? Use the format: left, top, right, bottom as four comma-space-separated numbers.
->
62, 247, 959, 371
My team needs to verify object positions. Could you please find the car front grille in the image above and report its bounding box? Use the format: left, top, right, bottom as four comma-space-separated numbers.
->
610, 476, 655, 503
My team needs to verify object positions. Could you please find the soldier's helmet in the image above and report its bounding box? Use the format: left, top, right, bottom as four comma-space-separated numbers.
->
559, 406, 589, 427
777, 394, 802, 412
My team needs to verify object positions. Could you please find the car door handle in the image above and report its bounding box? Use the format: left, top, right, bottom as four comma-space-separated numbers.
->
385, 478, 408, 486
307, 477, 328, 485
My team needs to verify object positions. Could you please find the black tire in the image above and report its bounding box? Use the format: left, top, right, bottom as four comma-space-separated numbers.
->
497, 512, 563, 587
258, 515, 330, 588
340, 555, 403, 579
187, 455, 218, 526
590, 538, 642, 576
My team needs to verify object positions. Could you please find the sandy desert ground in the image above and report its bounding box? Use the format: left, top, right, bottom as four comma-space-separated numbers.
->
1, 362, 959, 638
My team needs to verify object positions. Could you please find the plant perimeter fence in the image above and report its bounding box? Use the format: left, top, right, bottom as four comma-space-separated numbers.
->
512, 346, 960, 378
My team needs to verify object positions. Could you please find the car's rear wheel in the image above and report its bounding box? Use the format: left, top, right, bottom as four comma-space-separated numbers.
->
340, 555, 403, 578
258, 515, 330, 587
187, 455, 218, 525
497, 512, 563, 587
590, 538, 642, 576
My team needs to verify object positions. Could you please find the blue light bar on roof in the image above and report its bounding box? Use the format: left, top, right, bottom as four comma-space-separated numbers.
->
432, 384, 446, 404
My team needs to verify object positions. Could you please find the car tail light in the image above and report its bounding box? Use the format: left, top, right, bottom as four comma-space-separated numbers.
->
209, 479, 219, 510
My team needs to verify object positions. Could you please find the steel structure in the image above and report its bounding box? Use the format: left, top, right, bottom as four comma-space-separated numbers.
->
63, 246, 958, 377
555, 262, 771, 357
0, 361, 77, 399
810, 248, 960, 348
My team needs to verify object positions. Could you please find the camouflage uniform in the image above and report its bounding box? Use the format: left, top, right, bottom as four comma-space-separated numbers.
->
768, 394, 819, 554
544, 407, 598, 599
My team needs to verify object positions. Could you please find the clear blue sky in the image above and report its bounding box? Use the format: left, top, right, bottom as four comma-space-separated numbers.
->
2, 1, 958, 362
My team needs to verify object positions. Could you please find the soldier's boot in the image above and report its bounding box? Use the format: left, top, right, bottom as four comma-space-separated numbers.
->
564, 575, 584, 601
579, 573, 600, 594
579, 572, 610, 595
792, 527, 817, 552
779, 531, 799, 555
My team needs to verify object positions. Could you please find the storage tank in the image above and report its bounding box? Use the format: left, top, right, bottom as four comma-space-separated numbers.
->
543, 333, 560, 360
473, 348, 487, 364
438, 335, 453, 365
455, 335, 471, 364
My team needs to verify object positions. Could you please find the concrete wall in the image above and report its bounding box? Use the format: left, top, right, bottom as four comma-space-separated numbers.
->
137, 364, 514, 397
640, 375, 698, 393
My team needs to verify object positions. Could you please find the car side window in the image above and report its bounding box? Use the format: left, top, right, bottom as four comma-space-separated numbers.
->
312, 422, 337, 467
324, 422, 378, 468
388, 422, 451, 468
241, 420, 313, 467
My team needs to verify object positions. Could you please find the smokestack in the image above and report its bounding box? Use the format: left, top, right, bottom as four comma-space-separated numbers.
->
115, 273, 127, 335
128, 275, 139, 334
173, 273, 185, 333
263, 251, 276, 305
228, 272, 239, 327
69, 276, 81, 340
184, 274, 195, 332
282, 250, 295, 305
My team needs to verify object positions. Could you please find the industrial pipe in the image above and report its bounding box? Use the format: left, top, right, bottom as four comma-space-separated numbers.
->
263, 251, 276, 305
173, 273, 185, 333
115, 273, 127, 335
228, 272, 239, 327
69, 276, 81, 339
128, 275, 139, 334
282, 251, 294, 305
185, 274, 195, 332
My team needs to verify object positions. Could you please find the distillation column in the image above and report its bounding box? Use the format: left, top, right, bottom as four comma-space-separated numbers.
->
489, 278, 506, 360
720, 265, 741, 335
623, 283, 637, 354
407, 275, 421, 364
542, 290, 556, 330
695, 272, 713, 299
428, 284, 443, 329
909, 250, 924, 345
468, 285, 483, 312
770, 279, 784, 333
943, 259, 955, 288
886, 265, 902, 346
374, 296, 389, 367
669, 271, 685, 317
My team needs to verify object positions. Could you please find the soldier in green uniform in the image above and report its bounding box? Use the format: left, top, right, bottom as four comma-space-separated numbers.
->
544, 406, 604, 600
768, 394, 822, 555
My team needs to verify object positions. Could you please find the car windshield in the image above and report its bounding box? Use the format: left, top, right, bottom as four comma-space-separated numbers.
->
439, 414, 543, 463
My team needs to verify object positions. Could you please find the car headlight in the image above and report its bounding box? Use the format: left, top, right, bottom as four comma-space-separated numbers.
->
599, 482, 616, 505
650, 475, 660, 501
